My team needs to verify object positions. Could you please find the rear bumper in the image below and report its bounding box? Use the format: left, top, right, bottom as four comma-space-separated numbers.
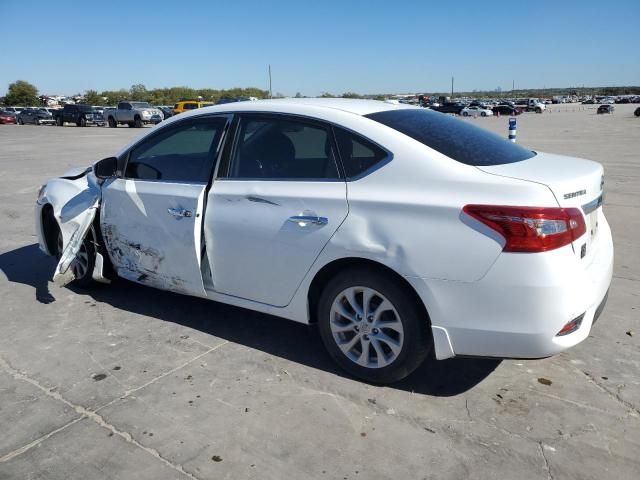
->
407, 214, 614, 360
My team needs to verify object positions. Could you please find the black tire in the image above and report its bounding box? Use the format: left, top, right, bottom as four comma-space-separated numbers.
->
34, 117, 40, 125
18, 118, 23, 125
55, 227, 96, 288
635, 108, 640, 117
462, 112, 469, 116
481, 112, 487, 117
79, 116, 87, 127
134, 116, 143, 128
56, 117, 63, 126
317, 267, 432, 384
535, 107, 542, 114
108, 116, 117, 128
127, 122, 135, 127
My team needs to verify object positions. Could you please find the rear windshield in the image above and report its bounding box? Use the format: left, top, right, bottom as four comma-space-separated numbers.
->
365, 109, 536, 166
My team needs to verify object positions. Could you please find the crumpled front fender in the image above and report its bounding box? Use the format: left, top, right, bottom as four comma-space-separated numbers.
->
40, 170, 102, 286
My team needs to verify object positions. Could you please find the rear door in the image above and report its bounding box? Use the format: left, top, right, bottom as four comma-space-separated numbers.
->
101, 115, 230, 296
205, 114, 348, 307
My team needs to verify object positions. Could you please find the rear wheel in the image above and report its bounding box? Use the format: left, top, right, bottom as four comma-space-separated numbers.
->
56, 229, 96, 288
79, 116, 87, 127
462, 112, 469, 116
317, 268, 432, 384
56, 117, 63, 126
481, 112, 487, 117
535, 107, 542, 114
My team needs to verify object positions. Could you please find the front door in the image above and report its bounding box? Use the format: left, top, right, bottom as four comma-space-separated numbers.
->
205, 114, 348, 307
101, 115, 229, 296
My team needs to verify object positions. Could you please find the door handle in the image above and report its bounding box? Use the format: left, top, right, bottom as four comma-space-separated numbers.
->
288, 215, 328, 226
167, 207, 193, 218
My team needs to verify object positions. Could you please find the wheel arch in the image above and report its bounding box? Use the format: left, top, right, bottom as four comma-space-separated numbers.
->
307, 257, 431, 327
41, 203, 59, 255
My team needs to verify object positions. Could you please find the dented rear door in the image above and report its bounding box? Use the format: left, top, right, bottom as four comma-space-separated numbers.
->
100, 116, 229, 296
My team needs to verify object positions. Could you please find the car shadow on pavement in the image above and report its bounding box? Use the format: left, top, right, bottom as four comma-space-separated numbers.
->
0, 244, 501, 396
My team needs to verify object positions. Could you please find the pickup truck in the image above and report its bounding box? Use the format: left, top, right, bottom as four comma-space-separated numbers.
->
53, 104, 104, 127
515, 98, 546, 113
105, 101, 163, 128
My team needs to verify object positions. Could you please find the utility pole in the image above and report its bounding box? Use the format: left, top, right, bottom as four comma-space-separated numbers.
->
451, 76, 454, 98
512, 79, 515, 96
268, 64, 273, 99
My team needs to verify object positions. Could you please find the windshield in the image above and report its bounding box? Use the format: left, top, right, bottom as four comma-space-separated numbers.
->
131, 102, 151, 108
365, 109, 536, 166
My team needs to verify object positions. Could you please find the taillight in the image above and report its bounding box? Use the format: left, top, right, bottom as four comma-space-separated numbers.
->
463, 205, 586, 253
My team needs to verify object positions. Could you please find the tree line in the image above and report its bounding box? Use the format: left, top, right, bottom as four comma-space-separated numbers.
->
3, 79, 640, 107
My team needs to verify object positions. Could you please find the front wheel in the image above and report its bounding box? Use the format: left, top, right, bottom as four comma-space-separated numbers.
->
79, 116, 87, 127
18, 118, 23, 125
56, 117, 63, 126
317, 268, 432, 384
56, 229, 96, 288
535, 107, 542, 114
108, 117, 116, 128
481, 112, 487, 117
462, 112, 469, 116
134, 116, 143, 128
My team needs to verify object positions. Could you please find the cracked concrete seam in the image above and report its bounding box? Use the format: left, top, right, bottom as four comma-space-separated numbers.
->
538, 442, 554, 480
571, 364, 640, 417
0, 342, 228, 479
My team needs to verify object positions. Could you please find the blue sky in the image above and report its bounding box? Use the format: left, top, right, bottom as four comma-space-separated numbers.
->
1, 0, 638, 96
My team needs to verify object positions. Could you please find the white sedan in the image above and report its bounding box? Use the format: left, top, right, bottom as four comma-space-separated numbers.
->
35, 99, 613, 384
461, 105, 494, 117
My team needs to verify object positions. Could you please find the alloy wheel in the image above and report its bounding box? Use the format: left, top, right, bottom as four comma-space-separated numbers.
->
329, 286, 404, 368
57, 231, 89, 279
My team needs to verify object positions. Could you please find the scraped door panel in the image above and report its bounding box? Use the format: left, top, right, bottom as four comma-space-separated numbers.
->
101, 178, 207, 296
205, 180, 348, 306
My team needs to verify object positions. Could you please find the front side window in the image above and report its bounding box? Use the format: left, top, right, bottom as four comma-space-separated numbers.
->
333, 127, 388, 179
125, 117, 227, 183
227, 116, 339, 180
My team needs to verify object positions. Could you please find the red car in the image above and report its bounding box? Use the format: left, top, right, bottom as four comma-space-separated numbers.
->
0, 111, 17, 124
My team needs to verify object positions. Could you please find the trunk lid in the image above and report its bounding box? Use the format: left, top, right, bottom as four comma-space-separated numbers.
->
478, 152, 604, 261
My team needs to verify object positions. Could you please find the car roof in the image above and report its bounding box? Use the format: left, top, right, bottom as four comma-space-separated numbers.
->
193, 98, 417, 117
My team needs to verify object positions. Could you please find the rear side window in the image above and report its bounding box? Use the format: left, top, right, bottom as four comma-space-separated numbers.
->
184, 103, 197, 110
365, 109, 536, 166
333, 127, 388, 178
228, 116, 339, 180
125, 118, 226, 183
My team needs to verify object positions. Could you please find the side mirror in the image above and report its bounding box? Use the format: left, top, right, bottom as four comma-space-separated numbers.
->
94, 156, 118, 179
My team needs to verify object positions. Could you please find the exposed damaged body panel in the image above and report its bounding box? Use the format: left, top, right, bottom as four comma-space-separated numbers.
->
100, 178, 208, 297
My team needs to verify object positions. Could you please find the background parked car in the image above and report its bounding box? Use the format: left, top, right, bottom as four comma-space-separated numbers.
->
53, 104, 105, 127
156, 106, 173, 119
104, 101, 163, 128
493, 104, 522, 116
597, 105, 615, 114
431, 102, 466, 114
3, 106, 25, 114
0, 110, 17, 124
461, 106, 493, 117
173, 100, 214, 115
17, 108, 55, 125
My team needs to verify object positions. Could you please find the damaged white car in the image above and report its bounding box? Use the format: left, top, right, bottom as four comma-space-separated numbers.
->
35, 99, 613, 384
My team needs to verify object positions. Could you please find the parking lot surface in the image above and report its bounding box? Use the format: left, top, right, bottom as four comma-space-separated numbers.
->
1, 106, 639, 479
